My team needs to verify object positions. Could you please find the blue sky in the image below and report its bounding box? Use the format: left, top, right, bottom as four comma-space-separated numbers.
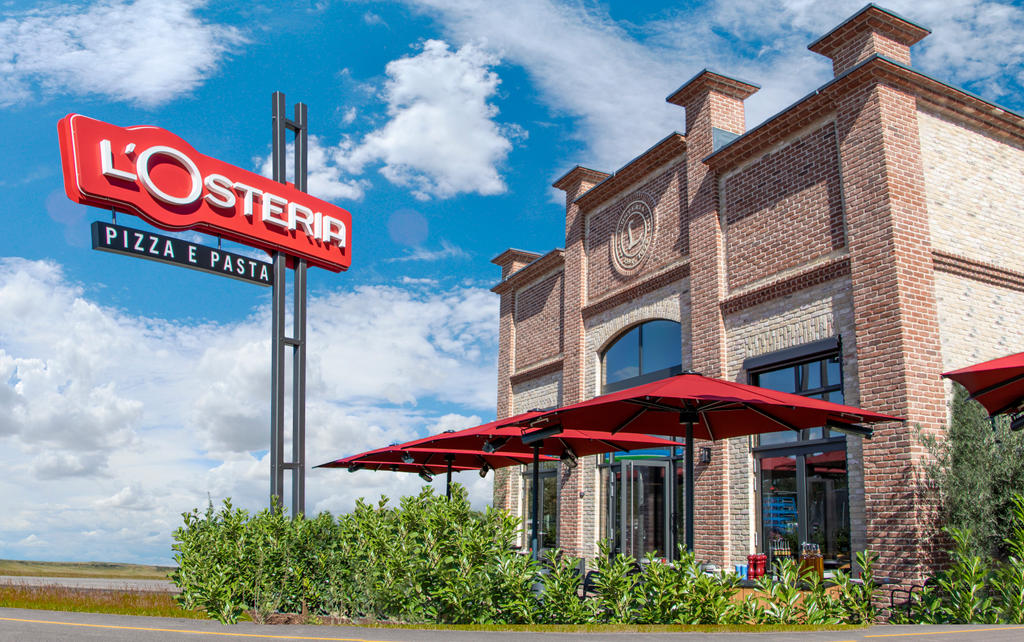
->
1, 0, 1022, 564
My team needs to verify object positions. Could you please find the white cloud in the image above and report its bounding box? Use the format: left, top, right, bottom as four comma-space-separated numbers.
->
0, 257, 499, 563
340, 39, 519, 200
256, 40, 518, 202
386, 240, 470, 263
0, 0, 245, 107
258, 136, 370, 203
405, 0, 1024, 171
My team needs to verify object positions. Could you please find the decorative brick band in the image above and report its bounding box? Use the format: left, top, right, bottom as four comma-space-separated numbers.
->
510, 357, 564, 386
721, 256, 851, 315
581, 262, 690, 320
933, 250, 1024, 293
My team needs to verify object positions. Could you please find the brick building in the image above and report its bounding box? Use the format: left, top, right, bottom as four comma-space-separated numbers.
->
489, 5, 1024, 584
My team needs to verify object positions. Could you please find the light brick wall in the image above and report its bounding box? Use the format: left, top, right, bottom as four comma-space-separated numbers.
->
919, 108, 1024, 273
933, 271, 1024, 373
512, 371, 562, 415
723, 122, 845, 290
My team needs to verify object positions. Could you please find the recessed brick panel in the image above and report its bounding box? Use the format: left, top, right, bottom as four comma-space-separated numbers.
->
585, 162, 687, 302
723, 124, 845, 290
514, 272, 564, 370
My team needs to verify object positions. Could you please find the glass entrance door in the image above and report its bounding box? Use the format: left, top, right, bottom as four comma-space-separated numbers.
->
608, 461, 670, 558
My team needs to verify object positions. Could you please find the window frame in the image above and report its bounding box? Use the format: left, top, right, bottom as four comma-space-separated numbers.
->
745, 337, 850, 566
601, 319, 683, 393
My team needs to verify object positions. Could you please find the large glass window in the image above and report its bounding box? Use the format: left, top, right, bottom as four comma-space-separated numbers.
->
602, 320, 682, 392
750, 349, 850, 570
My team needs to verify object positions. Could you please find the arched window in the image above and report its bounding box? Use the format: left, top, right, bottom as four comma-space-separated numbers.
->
602, 320, 682, 393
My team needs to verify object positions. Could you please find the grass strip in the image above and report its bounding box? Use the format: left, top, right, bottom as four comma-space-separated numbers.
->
0, 584, 206, 619
0, 559, 173, 580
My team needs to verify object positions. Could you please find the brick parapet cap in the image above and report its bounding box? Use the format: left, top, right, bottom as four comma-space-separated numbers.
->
574, 133, 686, 210
491, 248, 542, 279
666, 69, 759, 109
491, 248, 565, 294
705, 55, 1024, 172
808, 4, 929, 61
552, 165, 610, 192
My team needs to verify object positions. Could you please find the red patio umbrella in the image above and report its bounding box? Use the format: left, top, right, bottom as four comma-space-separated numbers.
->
404, 414, 680, 557
501, 371, 901, 551
942, 351, 1024, 422
315, 445, 556, 498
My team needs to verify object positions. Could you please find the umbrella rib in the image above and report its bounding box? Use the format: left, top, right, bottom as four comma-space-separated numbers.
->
741, 402, 801, 433
700, 400, 741, 412
699, 409, 716, 440
601, 438, 638, 452
625, 398, 679, 412
969, 371, 1024, 401
612, 407, 648, 434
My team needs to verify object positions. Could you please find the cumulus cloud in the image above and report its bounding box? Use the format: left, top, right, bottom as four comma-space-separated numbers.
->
340, 39, 520, 200
257, 39, 519, 202
258, 136, 370, 203
0, 0, 245, 107
0, 258, 499, 563
405, 0, 1024, 170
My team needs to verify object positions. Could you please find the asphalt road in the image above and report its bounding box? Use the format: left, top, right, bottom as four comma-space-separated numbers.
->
1, 609, 1024, 642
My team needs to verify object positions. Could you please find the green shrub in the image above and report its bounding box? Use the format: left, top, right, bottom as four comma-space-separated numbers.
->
900, 497, 1024, 625
832, 550, 878, 624
993, 494, 1024, 623
590, 541, 640, 623
536, 551, 595, 624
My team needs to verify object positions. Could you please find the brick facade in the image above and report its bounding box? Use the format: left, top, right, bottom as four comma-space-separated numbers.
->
489, 5, 1024, 584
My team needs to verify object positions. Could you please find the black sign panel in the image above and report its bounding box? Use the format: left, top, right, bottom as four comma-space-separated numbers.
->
91, 221, 273, 286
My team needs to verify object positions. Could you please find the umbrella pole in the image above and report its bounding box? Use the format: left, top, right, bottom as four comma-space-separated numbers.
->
686, 420, 694, 553
445, 455, 453, 500
531, 445, 541, 560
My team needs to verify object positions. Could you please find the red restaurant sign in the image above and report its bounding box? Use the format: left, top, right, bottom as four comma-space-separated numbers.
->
58, 114, 351, 272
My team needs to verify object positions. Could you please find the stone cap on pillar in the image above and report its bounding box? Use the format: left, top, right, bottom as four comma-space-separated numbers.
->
666, 69, 759, 110
552, 165, 610, 195
808, 4, 929, 76
492, 248, 542, 279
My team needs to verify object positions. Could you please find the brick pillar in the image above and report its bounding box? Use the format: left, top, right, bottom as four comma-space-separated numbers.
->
669, 70, 757, 566
491, 249, 540, 512
823, 21, 945, 582
553, 166, 608, 558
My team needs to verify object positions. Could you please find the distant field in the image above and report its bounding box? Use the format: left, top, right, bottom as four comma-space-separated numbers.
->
0, 559, 175, 580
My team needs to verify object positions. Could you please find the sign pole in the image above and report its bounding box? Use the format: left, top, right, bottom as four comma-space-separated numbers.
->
270, 92, 308, 517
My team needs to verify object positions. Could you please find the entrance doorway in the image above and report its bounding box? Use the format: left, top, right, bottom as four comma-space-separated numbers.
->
607, 461, 671, 558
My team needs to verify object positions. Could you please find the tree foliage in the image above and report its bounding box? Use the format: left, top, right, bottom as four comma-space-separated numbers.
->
922, 383, 1024, 561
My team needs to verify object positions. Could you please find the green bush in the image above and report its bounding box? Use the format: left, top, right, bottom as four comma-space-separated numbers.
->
898, 493, 1024, 624
172, 487, 889, 626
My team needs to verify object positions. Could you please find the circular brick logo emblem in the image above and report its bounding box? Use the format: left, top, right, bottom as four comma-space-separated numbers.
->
613, 199, 654, 272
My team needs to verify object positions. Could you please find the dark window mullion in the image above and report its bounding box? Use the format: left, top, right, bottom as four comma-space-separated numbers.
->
636, 325, 642, 376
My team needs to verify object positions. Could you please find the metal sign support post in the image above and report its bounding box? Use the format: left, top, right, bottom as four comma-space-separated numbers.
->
270, 92, 308, 517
